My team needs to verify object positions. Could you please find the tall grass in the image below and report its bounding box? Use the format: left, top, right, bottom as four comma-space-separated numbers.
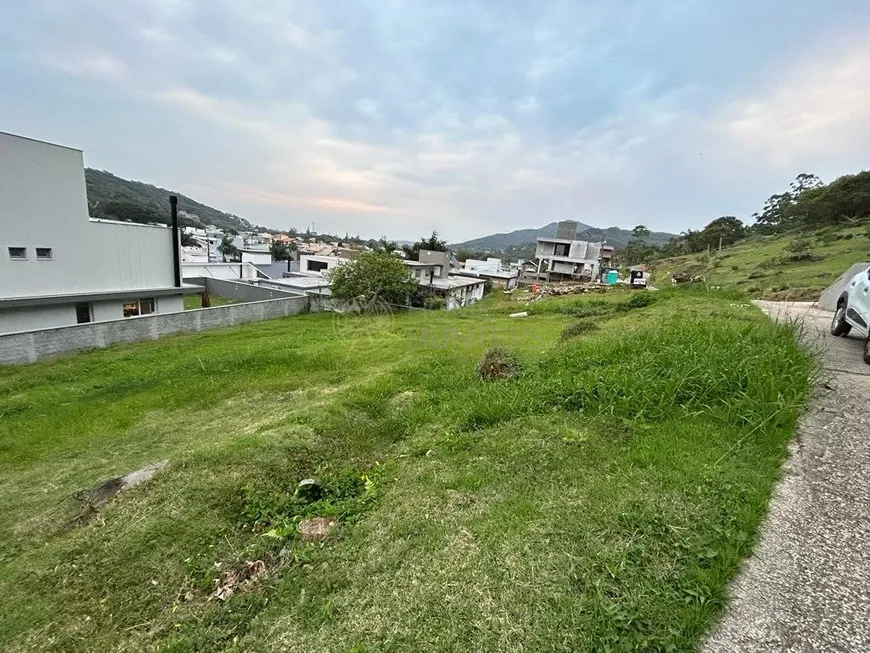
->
0, 288, 814, 652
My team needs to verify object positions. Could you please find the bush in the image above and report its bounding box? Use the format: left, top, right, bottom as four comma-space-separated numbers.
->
561, 321, 599, 340
784, 252, 823, 263
424, 296, 446, 310
330, 251, 417, 306
625, 292, 658, 309
477, 346, 521, 381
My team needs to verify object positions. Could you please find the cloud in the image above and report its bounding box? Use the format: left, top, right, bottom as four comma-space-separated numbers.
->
40, 49, 128, 80
722, 39, 870, 168
3, 1, 870, 240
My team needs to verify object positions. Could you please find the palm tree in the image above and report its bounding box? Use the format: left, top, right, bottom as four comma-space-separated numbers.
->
218, 235, 238, 262
269, 241, 292, 261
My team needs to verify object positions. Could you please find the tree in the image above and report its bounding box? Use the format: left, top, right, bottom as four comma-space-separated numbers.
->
631, 225, 651, 241
700, 216, 746, 250
218, 235, 238, 262
375, 237, 399, 254
329, 251, 417, 306
180, 231, 198, 247
403, 231, 448, 261
269, 241, 295, 261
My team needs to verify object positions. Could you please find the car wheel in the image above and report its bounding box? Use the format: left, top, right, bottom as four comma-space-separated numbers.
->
831, 303, 851, 337
864, 336, 870, 365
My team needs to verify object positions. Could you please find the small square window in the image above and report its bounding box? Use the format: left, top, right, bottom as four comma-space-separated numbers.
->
8, 247, 26, 259
75, 303, 92, 324
36, 247, 52, 260
123, 298, 157, 317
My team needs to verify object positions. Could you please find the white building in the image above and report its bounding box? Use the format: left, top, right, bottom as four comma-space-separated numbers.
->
0, 132, 199, 335
464, 257, 503, 274
405, 250, 486, 309
298, 253, 350, 276
240, 249, 272, 265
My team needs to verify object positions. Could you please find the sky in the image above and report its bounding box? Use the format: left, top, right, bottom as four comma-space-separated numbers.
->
2, 1, 870, 242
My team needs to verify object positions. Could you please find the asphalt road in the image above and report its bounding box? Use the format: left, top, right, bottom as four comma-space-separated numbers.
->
704, 301, 870, 652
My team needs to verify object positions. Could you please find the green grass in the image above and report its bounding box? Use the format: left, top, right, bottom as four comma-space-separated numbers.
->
0, 289, 813, 652
183, 294, 242, 310
649, 224, 870, 300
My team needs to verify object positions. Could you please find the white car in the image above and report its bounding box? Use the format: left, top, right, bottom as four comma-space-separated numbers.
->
830, 265, 870, 363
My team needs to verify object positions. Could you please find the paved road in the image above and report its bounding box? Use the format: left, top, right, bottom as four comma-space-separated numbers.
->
704, 301, 870, 653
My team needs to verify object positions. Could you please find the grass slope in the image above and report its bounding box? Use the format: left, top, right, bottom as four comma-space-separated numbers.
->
0, 289, 812, 652
649, 225, 870, 300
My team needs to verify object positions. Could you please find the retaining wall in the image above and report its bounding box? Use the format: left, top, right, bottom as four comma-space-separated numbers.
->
184, 277, 300, 303
0, 294, 309, 365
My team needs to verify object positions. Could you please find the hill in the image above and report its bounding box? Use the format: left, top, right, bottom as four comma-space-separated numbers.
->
85, 169, 255, 232
451, 221, 676, 259
648, 224, 870, 300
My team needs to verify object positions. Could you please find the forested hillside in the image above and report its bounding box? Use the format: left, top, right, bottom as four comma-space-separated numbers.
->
85, 169, 254, 232
643, 170, 870, 299
450, 221, 675, 260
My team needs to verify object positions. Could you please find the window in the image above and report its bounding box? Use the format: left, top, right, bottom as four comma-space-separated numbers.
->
75, 303, 92, 324
36, 247, 52, 259
307, 260, 329, 272
123, 298, 156, 317
8, 247, 26, 259
554, 243, 570, 257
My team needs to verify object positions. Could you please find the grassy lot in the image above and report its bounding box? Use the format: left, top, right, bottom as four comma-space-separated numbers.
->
649, 224, 870, 300
0, 288, 812, 652
184, 294, 242, 310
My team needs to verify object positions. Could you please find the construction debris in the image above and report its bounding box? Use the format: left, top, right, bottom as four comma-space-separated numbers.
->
523, 282, 609, 303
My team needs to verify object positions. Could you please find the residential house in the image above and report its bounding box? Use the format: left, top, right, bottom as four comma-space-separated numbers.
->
405, 250, 486, 309
0, 131, 199, 335
528, 220, 604, 282
463, 257, 503, 274
458, 257, 518, 289
298, 253, 351, 276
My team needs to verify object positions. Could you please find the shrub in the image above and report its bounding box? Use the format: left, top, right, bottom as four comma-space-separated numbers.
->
424, 296, 446, 310
625, 292, 658, 309
477, 346, 521, 381
561, 321, 599, 340
784, 252, 823, 263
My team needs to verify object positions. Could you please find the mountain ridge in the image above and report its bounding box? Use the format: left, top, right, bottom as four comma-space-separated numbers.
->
450, 221, 676, 254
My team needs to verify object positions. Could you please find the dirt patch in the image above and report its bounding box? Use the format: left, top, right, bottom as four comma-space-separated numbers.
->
297, 517, 336, 541
477, 347, 521, 381
211, 560, 267, 601
72, 460, 167, 522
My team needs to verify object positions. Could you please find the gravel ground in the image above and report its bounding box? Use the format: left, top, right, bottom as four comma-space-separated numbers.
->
704, 301, 870, 653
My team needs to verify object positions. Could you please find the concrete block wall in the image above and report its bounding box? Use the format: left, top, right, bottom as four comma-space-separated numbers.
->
0, 294, 309, 365
185, 277, 299, 303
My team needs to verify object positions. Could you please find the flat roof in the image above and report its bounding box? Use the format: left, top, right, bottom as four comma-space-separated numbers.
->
89, 218, 171, 230
455, 270, 518, 280
0, 284, 202, 309
424, 276, 485, 290
264, 277, 330, 288
0, 130, 82, 152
